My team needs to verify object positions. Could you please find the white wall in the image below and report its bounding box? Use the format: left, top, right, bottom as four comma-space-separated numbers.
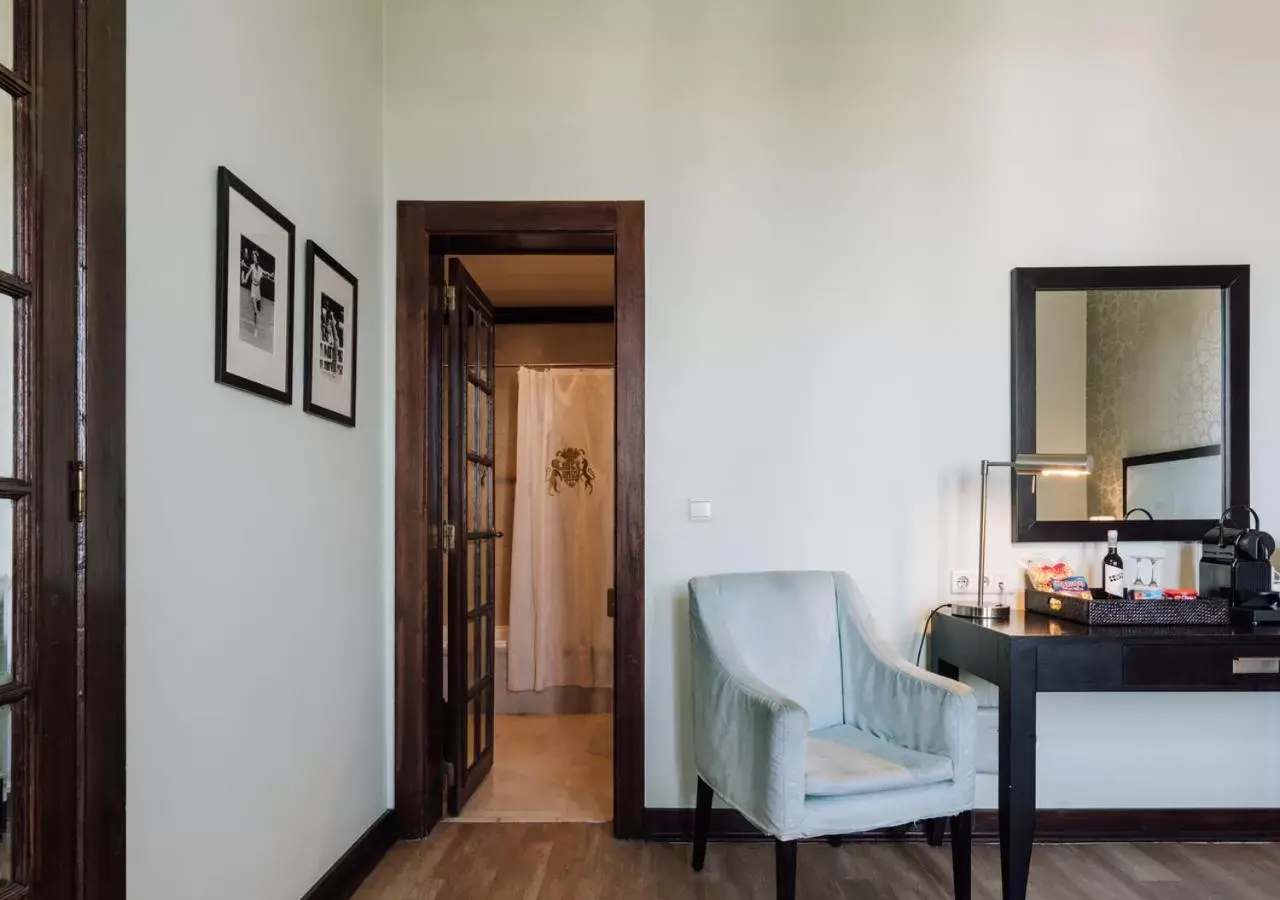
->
128, 2, 386, 898
1034, 291, 1088, 519
383, 0, 1280, 812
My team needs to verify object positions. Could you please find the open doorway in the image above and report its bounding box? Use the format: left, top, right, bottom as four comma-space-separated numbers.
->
444, 255, 615, 823
394, 202, 645, 840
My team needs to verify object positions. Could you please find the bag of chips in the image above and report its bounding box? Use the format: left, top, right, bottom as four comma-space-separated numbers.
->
1019, 557, 1090, 598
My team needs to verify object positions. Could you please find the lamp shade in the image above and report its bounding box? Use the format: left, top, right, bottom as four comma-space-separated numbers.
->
1012, 453, 1093, 476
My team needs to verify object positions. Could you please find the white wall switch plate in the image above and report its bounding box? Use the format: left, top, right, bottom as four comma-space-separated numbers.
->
688, 499, 712, 521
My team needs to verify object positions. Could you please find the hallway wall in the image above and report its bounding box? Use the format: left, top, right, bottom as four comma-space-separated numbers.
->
127, 2, 386, 898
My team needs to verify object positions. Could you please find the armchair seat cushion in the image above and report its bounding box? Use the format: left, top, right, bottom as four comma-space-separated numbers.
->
805, 724, 954, 798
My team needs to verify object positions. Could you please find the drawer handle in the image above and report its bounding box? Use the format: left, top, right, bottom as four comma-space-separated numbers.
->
1048, 598, 1063, 612
1233, 657, 1280, 675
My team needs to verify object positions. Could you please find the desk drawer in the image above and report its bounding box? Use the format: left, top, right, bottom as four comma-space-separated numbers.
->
1122, 644, 1280, 689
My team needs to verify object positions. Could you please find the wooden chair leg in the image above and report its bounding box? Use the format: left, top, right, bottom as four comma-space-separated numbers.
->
950, 810, 972, 900
924, 816, 947, 846
775, 839, 797, 900
691, 777, 713, 872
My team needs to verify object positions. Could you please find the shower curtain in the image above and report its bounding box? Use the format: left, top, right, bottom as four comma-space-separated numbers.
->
508, 367, 614, 692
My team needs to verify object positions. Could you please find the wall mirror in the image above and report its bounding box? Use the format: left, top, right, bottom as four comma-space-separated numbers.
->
1011, 266, 1249, 542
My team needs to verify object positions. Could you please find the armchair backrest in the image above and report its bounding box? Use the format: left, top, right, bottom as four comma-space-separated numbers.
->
689, 571, 845, 731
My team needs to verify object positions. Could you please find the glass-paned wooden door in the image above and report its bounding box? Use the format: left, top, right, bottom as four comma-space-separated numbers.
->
445, 259, 498, 814
0, 0, 83, 894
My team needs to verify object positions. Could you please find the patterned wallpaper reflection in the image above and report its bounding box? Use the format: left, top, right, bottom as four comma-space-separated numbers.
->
1085, 290, 1221, 517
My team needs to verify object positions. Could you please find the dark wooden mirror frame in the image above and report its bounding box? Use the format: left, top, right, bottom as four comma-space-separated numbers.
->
1011, 265, 1249, 543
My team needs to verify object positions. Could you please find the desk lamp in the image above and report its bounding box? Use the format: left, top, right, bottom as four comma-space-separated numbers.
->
953, 452, 1093, 621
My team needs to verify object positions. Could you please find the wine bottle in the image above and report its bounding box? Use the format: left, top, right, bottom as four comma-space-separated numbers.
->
1102, 529, 1125, 598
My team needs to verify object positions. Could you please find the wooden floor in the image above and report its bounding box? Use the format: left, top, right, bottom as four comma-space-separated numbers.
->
353, 823, 1280, 900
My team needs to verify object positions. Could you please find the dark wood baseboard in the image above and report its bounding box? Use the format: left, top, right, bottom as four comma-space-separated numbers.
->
644, 807, 1280, 844
301, 810, 398, 900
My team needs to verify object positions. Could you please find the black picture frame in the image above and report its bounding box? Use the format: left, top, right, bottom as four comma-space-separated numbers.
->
1010, 265, 1249, 542
215, 166, 296, 403
303, 240, 359, 427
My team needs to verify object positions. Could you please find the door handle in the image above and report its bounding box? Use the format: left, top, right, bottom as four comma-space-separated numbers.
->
607, 588, 616, 619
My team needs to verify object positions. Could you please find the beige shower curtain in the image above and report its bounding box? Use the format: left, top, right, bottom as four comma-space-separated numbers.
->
507, 367, 614, 692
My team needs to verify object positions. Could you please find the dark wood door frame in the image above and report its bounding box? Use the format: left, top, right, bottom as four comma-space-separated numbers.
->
395, 201, 645, 840
23, 0, 127, 897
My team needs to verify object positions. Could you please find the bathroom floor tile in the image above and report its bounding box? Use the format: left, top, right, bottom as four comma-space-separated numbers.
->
448, 714, 612, 824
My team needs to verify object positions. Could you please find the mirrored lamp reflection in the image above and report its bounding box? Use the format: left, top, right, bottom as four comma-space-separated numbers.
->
953, 453, 1094, 621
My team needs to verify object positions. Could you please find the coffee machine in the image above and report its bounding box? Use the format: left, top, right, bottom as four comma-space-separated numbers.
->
1200, 505, 1280, 625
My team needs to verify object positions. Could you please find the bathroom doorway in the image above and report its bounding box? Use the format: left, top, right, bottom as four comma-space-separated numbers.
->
393, 202, 645, 840
443, 255, 615, 823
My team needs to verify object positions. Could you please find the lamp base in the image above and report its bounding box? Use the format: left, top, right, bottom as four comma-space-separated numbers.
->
951, 601, 1011, 621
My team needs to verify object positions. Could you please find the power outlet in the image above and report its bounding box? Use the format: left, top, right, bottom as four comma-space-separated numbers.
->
949, 569, 978, 594
949, 569, 1018, 595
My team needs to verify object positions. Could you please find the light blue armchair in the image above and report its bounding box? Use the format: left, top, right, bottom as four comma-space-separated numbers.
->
689, 571, 977, 900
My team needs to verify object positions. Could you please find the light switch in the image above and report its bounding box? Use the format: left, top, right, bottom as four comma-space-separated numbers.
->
688, 499, 712, 521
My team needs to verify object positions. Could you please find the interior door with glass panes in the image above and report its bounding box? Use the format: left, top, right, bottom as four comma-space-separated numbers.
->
445, 259, 498, 814
0, 0, 85, 895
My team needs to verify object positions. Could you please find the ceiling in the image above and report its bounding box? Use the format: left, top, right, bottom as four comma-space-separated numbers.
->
453, 255, 614, 308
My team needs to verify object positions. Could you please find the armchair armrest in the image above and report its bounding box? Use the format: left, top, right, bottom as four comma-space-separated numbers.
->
848, 649, 977, 778
690, 611, 809, 837
834, 579, 976, 778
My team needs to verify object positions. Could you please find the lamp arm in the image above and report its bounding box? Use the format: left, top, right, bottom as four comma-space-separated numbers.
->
978, 460, 1013, 609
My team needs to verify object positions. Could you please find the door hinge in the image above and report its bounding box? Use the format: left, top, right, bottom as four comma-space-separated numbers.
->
443, 523, 457, 552
443, 285, 456, 312
69, 461, 85, 523
606, 587, 616, 619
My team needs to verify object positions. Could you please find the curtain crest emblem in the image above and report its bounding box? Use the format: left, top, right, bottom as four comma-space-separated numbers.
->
547, 447, 596, 495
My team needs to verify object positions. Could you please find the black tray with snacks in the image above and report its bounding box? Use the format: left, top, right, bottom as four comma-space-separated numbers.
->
1026, 588, 1230, 626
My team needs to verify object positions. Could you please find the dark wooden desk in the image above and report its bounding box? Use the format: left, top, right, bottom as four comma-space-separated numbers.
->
927, 609, 1280, 900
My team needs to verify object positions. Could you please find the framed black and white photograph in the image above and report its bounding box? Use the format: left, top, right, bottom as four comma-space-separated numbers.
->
215, 166, 296, 403
303, 241, 359, 427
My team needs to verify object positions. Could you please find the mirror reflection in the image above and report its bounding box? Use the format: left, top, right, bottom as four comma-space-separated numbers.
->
1034, 288, 1222, 521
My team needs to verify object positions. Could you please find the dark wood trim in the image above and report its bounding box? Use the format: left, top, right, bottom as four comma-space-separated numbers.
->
644, 807, 1280, 844
34, 2, 82, 897
0, 271, 33, 298
0, 62, 32, 98
494, 305, 614, 326
437, 232, 613, 255
1011, 265, 1249, 543
612, 201, 645, 839
393, 203, 431, 838
419, 201, 618, 234
394, 200, 645, 840
298, 811, 397, 900
82, 0, 128, 893
302, 240, 359, 427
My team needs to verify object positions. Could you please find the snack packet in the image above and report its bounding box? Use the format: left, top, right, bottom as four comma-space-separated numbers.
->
1020, 557, 1077, 593
1049, 575, 1092, 599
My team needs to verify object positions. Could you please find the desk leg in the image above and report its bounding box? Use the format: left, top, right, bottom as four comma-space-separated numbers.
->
999, 648, 1036, 900
926, 654, 961, 848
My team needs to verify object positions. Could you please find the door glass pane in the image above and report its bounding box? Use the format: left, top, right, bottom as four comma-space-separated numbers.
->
467, 618, 476, 685
0, 301, 11, 479
0, 499, 11, 686
478, 613, 488, 680
0, 703, 12, 882
465, 701, 475, 769
480, 541, 490, 611
466, 541, 477, 612
0, 2, 11, 71
482, 691, 491, 754
0, 91, 12, 276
